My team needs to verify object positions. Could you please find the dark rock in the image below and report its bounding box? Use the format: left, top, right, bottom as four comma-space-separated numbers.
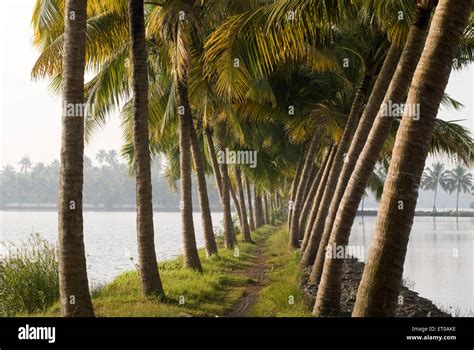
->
302, 259, 450, 317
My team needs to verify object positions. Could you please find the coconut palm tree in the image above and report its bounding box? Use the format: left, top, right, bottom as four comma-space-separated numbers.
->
56, 0, 94, 317
95, 150, 107, 165
106, 149, 118, 165
18, 156, 32, 175
128, 0, 165, 296
352, 0, 472, 317
445, 164, 473, 214
421, 162, 450, 213
312, 0, 438, 316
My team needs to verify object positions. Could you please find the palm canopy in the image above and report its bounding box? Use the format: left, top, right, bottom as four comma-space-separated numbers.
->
31, 0, 474, 195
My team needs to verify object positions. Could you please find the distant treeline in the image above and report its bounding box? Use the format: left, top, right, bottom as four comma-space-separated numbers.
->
0, 153, 221, 210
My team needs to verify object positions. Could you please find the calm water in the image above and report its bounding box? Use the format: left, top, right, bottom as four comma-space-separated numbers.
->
1, 211, 472, 315
0, 211, 223, 286
350, 216, 473, 316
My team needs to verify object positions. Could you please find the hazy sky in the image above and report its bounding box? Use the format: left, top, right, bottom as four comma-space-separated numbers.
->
1, 0, 473, 169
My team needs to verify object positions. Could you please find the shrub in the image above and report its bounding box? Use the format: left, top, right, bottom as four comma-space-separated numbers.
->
0, 234, 59, 316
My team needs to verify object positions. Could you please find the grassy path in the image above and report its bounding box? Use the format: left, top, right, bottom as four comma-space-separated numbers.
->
30, 225, 311, 317
227, 242, 268, 316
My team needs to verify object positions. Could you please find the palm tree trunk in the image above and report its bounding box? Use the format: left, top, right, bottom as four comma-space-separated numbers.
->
189, 118, 218, 257
128, 0, 164, 296
456, 185, 460, 215
254, 189, 264, 228
229, 178, 244, 238
353, 0, 471, 317
288, 156, 304, 229
245, 176, 256, 231
205, 129, 235, 244
309, 45, 402, 287
289, 134, 319, 248
205, 128, 223, 197
235, 168, 252, 241
301, 146, 337, 251
300, 73, 372, 268
263, 194, 270, 225
220, 161, 236, 248
58, 0, 94, 317
299, 147, 333, 238
314, 2, 436, 316
433, 185, 438, 213
177, 78, 202, 272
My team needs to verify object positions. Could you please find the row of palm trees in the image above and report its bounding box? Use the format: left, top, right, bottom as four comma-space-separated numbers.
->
422, 162, 473, 213
32, 0, 473, 317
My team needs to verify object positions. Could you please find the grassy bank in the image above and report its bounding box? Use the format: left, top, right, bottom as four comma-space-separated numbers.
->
251, 228, 312, 317
10, 225, 312, 317
31, 226, 275, 317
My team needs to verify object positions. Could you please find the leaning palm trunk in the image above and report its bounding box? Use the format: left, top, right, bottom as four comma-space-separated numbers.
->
315, 3, 436, 316
288, 157, 304, 229
299, 146, 333, 238
353, 0, 471, 316
229, 179, 244, 238
301, 146, 337, 251
300, 73, 372, 268
235, 168, 252, 241
189, 118, 218, 257
58, 0, 94, 317
205, 129, 235, 243
205, 128, 223, 197
245, 176, 256, 231
177, 78, 202, 272
289, 134, 319, 248
309, 46, 402, 287
128, 0, 164, 296
220, 161, 236, 248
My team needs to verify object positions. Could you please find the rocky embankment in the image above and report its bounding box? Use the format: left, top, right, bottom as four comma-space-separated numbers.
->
302, 259, 450, 317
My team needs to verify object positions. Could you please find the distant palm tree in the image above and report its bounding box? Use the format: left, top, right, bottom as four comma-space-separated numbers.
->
18, 156, 32, 175
95, 150, 107, 165
106, 149, 118, 166
421, 162, 449, 213
445, 164, 472, 214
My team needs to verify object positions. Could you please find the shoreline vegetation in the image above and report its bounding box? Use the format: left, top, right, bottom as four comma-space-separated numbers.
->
2, 207, 474, 217
3, 225, 451, 318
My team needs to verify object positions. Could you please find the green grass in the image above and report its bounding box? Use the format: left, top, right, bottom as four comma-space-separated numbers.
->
0, 234, 59, 316
251, 228, 312, 317
35, 225, 277, 317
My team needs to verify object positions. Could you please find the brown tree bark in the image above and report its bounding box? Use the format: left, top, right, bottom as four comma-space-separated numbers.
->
220, 161, 236, 248
353, 0, 471, 316
300, 73, 372, 268
128, 0, 165, 296
301, 146, 337, 251
177, 78, 202, 271
289, 134, 319, 248
299, 146, 332, 238
189, 118, 218, 257
235, 168, 252, 241
58, 0, 95, 317
314, 2, 436, 316
245, 176, 256, 231
204, 129, 235, 246
309, 45, 402, 287
288, 156, 304, 229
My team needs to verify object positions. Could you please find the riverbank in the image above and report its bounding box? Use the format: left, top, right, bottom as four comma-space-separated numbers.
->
24, 225, 449, 317
302, 261, 450, 317
2, 207, 473, 216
